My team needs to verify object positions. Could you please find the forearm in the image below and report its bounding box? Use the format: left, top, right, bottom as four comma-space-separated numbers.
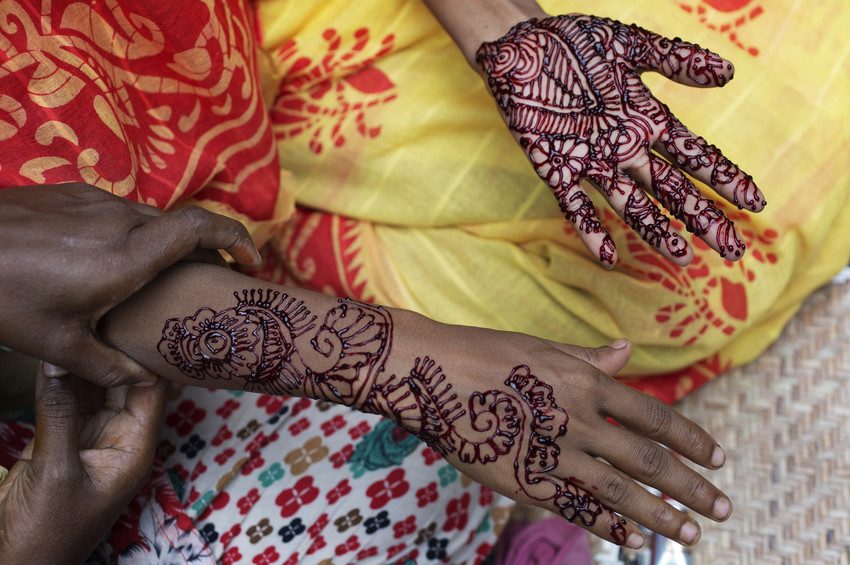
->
423, 0, 547, 66
101, 262, 437, 412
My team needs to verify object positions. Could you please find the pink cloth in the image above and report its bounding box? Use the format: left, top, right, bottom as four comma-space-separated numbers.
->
491, 517, 592, 565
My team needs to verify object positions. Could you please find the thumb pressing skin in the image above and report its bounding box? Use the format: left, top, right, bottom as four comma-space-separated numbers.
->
559, 339, 632, 376
33, 364, 81, 461
65, 335, 158, 388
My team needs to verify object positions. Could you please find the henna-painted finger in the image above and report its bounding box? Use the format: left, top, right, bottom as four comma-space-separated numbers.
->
630, 156, 746, 261
588, 171, 693, 266
553, 182, 618, 268
574, 459, 704, 546
131, 205, 262, 272
656, 117, 766, 212
524, 464, 644, 548
599, 383, 725, 471
625, 23, 736, 88
592, 427, 732, 522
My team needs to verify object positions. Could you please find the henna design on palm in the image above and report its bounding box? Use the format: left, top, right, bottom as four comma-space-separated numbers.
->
477, 15, 766, 267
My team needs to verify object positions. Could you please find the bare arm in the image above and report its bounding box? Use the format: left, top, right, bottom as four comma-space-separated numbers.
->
422, 0, 547, 66
101, 262, 732, 548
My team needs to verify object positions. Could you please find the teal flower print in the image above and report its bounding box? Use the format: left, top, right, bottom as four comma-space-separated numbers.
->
438, 465, 457, 487
259, 462, 285, 487
349, 419, 421, 478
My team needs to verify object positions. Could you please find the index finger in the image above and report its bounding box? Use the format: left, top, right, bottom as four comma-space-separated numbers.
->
130, 205, 261, 275
599, 380, 726, 470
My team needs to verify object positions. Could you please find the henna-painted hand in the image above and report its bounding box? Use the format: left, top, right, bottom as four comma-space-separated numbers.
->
372, 332, 731, 549
0, 183, 261, 387
101, 271, 731, 550
0, 364, 166, 564
477, 15, 766, 268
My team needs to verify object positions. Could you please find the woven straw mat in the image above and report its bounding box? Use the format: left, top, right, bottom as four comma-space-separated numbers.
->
677, 282, 850, 564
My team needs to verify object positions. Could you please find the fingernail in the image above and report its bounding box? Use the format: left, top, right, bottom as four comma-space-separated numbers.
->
679, 521, 700, 544
625, 532, 645, 549
249, 246, 262, 266
43, 363, 69, 377
711, 445, 726, 468
713, 496, 732, 520
610, 339, 630, 349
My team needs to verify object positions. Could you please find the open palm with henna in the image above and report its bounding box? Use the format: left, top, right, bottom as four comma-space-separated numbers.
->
477, 15, 766, 268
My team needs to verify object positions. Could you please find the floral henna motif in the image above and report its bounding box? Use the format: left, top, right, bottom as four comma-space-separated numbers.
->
477, 15, 765, 266
373, 357, 465, 455
371, 361, 627, 543
158, 290, 391, 406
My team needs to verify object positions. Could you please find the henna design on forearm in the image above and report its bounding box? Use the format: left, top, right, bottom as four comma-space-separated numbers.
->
158, 290, 391, 407
477, 15, 765, 265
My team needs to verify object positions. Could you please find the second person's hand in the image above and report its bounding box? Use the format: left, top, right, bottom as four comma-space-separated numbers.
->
0, 183, 261, 387
0, 364, 167, 564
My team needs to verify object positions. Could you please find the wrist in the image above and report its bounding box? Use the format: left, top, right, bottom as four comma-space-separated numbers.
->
424, 0, 548, 67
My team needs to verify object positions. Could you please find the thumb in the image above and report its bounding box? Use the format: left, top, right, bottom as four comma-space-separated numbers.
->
559, 339, 632, 376
124, 379, 168, 464
65, 335, 158, 388
33, 363, 81, 461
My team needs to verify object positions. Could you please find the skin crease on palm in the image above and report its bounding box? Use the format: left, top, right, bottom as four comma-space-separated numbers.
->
476, 15, 767, 268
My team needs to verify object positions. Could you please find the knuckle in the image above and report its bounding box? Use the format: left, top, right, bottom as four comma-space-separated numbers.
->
684, 425, 710, 456
574, 347, 599, 369
649, 502, 675, 528
178, 205, 208, 230
39, 384, 75, 417
91, 366, 126, 388
229, 221, 251, 245
645, 400, 672, 438
685, 475, 710, 502
636, 442, 669, 481
590, 370, 611, 410
602, 473, 631, 506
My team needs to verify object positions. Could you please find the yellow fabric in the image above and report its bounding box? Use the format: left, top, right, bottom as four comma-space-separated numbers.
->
255, 0, 850, 387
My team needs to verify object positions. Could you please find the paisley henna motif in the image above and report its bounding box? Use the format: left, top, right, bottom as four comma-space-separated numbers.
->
477, 15, 766, 266
158, 290, 391, 406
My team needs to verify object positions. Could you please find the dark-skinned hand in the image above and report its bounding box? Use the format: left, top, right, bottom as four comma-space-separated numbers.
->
0, 364, 166, 564
0, 183, 260, 387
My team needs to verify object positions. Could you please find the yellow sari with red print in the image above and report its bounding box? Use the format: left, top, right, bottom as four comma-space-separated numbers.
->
1, 0, 848, 404
253, 0, 850, 402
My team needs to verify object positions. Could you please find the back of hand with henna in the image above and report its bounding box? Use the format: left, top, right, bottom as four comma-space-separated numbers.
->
132, 264, 733, 549
477, 15, 766, 268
